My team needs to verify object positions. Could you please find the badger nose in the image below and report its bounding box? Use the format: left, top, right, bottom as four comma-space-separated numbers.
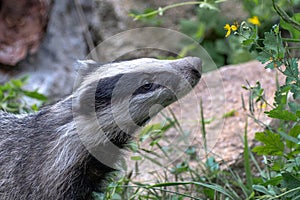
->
184, 57, 202, 84
185, 57, 202, 73
170, 56, 202, 87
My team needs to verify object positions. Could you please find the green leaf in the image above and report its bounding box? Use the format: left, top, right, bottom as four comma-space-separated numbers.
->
222, 109, 237, 118
257, 51, 271, 64
284, 58, 299, 79
139, 121, 175, 141
253, 185, 276, 196
291, 85, 300, 100
92, 192, 104, 200
274, 85, 291, 107
185, 146, 196, 155
149, 181, 240, 199
263, 59, 275, 69
281, 172, 300, 198
263, 30, 284, 59
22, 90, 47, 101
265, 61, 282, 70
31, 104, 39, 112
203, 188, 215, 200
280, 13, 300, 39
11, 79, 24, 88
265, 109, 298, 121
170, 162, 189, 175
286, 125, 300, 148
130, 156, 142, 161
205, 157, 219, 172
252, 130, 284, 156
250, 81, 264, 101
278, 130, 300, 147
264, 31, 279, 52
0, 77, 46, 113
242, 38, 255, 46
260, 176, 282, 187
289, 125, 300, 138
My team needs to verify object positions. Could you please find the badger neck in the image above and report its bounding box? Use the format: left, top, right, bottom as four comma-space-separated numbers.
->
33, 95, 134, 198
40, 94, 135, 163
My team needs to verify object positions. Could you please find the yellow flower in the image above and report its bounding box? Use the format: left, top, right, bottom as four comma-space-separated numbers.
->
231, 21, 239, 31
224, 22, 239, 37
260, 102, 267, 109
231, 25, 238, 31
224, 24, 231, 37
248, 16, 261, 26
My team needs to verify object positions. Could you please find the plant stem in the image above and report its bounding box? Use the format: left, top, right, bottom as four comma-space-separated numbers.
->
269, 186, 300, 199
283, 38, 300, 43
131, 1, 213, 20
272, 0, 300, 31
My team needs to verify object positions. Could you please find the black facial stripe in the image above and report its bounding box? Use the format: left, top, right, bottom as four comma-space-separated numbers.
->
95, 74, 124, 110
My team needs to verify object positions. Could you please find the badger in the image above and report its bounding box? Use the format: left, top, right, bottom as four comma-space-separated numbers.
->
0, 57, 202, 200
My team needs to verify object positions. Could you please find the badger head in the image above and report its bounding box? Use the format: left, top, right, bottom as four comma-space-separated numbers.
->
73, 57, 201, 149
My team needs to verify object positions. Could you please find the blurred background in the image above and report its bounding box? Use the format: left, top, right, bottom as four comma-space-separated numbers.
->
0, 0, 299, 103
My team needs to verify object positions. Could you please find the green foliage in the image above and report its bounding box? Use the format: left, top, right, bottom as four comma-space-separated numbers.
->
235, 1, 300, 198
222, 109, 237, 118
280, 13, 300, 39
182, 10, 217, 66
179, 7, 255, 67
256, 29, 285, 69
252, 130, 284, 156
0, 76, 47, 113
266, 109, 298, 121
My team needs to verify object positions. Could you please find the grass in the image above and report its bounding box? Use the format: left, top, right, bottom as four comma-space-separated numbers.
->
96, 100, 265, 200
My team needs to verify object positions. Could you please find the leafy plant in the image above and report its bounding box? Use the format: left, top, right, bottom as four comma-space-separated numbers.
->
0, 76, 47, 113
232, 1, 300, 198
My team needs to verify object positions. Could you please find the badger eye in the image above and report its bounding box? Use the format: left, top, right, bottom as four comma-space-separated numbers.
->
133, 80, 159, 95
142, 81, 153, 91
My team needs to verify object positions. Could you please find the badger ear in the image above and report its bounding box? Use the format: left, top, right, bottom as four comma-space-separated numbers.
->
74, 60, 99, 76
73, 60, 106, 89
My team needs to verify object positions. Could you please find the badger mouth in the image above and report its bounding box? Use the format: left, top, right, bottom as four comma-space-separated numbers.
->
136, 116, 151, 127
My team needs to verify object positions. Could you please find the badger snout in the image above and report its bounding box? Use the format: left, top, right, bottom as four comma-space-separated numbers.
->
172, 56, 202, 89
186, 57, 202, 73
184, 57, 202, 86
189, 68, 201, 87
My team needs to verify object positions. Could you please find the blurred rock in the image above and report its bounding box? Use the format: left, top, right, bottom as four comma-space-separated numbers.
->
0, 0, 96, 102
0, 0, 51, 66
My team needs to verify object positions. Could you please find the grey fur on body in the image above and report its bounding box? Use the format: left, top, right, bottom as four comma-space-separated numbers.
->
0, 57, 202, 200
